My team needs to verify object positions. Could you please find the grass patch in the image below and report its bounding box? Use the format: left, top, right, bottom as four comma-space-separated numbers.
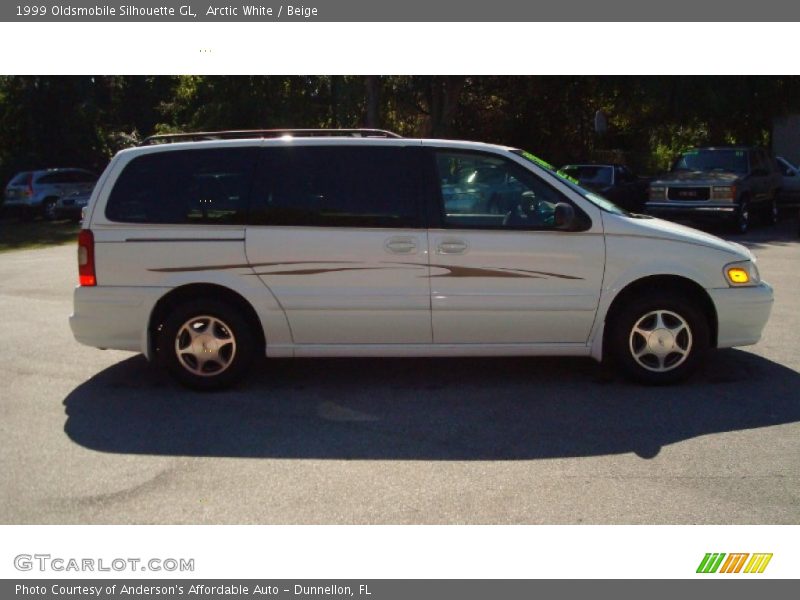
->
0, 218, 80, 253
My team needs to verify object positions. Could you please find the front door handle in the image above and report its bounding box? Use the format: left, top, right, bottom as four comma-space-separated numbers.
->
385, 237, 418, 254
437, 240, 468, 255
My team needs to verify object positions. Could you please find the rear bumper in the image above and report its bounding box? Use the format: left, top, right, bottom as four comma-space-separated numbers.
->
2, 200, 37, 215
708, 282, 774, 348
3, 196, 41, 208
56, 204, 84, 219
69, 286, 167, 357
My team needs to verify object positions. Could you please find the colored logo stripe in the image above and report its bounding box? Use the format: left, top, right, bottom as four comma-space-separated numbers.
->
719, 553, 749, 573
697, 553, 726, 573
744, 553, 773, 573
697, 553, 772, 574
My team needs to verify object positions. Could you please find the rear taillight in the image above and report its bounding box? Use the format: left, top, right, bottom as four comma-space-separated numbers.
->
77, 229, 96, 286
24, 173, 34, 197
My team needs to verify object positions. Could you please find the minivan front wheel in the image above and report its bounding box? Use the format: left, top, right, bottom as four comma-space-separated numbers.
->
159, 299, 256, 390
607, 292, 710, 385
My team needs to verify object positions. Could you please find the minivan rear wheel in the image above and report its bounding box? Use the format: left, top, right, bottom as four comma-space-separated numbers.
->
606, 292, 710, 385
158, 298, 256, 390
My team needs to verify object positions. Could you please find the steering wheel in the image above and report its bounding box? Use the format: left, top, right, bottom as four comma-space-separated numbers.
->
503, 191, 542, 227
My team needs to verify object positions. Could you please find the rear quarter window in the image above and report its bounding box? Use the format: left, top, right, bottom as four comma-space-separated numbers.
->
69, 170, 98, 183
36, 172, 73, 184
37, 171, 97, 184
105, 148, 258, 224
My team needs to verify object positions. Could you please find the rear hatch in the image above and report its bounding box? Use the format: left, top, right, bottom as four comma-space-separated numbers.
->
4, 172, 33, 201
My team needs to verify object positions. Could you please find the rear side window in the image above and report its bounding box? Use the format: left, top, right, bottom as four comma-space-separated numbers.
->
36, 172, 71, 184
106, 148, 258, 224
9, 172, 32, 186
38, 171, 97, 184
36, 173, 64, 183
68, 170, 98, 183
250, 146, 423, 228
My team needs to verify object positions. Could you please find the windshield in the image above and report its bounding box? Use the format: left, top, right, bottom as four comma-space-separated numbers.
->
561, 165, 613, 186
511, 149, 629, 216
672, 149, 748, 174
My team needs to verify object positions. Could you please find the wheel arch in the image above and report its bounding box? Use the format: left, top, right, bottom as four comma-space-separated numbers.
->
41, 195, 60, 209
601, 274, 718, 357
147, 283, 266, 361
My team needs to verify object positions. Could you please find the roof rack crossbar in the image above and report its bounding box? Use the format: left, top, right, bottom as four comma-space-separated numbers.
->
141, 128, 402, 145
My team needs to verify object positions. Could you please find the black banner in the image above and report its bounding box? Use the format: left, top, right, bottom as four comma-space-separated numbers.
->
3, 1, 800, 22
4, 580, 798, 600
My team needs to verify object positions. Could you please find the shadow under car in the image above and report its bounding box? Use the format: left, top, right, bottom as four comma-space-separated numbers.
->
63, 350, 800, 461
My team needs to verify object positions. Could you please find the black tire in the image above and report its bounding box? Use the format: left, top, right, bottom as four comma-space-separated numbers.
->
158, 298, 257, 391
733, 197, 750, 234
42, 198, 58, 221
764, 195, 779, 226
606, 291, 710, 385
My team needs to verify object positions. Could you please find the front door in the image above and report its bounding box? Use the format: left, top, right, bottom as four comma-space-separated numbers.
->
428, 149, 605, 345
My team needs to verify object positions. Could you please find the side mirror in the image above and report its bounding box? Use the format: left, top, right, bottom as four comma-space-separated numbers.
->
554, 202, 576, 230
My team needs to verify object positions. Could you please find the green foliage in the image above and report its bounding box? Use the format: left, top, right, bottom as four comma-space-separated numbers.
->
1, 75, 799, 186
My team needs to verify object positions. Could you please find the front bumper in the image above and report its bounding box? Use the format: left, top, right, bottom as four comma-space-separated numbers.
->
645, 202, 737, 221
708, 282, 774, 348
69, 285, 167, 357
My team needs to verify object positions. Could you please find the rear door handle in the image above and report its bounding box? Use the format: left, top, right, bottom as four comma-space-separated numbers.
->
385, 236, 418, 254
437, 240, 468, 255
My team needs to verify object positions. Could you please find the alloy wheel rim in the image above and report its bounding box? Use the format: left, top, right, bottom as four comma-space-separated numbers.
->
174, 315, 237, 377
628, 309, 693, 373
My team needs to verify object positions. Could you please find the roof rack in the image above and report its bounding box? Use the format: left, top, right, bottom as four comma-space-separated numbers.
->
140, 128, 402, 145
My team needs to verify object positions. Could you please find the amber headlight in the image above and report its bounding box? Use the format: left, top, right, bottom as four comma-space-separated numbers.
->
711, 185, 736, 201
649, 185, 666, 200
724, 260, 760, 286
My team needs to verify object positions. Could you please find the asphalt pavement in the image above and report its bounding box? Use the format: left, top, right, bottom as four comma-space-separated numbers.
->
1, 221, 798, 524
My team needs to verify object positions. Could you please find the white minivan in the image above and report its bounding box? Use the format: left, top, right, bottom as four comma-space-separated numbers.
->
69, 129, 774, 389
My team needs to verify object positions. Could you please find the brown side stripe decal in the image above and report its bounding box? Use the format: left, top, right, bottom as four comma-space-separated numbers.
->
493, 267, 583, 280
252, 266, 414, 276
149, 260, 358, 273
150, 261, 582, 280
429, 265, 544, 279
411, 262, 584, 280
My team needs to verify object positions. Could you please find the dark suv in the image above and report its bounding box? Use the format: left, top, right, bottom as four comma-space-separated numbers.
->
645, 146, 782, 233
